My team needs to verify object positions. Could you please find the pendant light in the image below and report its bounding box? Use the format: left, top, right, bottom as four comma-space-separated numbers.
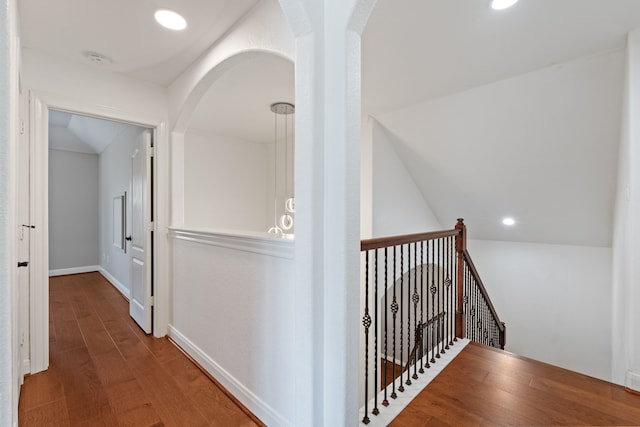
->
267, 102, 295, 236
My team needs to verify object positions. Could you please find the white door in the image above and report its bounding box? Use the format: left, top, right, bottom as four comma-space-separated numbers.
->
129, 129, 153, 333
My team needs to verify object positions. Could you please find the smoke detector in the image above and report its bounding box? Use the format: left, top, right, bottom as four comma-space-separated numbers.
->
82, 51, 113, 66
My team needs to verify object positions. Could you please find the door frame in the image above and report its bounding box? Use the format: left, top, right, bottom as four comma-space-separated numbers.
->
29, 91, 170, 373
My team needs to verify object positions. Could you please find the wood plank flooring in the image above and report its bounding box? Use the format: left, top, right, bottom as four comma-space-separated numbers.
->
391, 342, 640, 426
18, 272, 262, 427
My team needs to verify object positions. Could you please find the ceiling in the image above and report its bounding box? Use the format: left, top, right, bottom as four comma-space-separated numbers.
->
19, 0, 258, 85
19, 0, 640, 246
49, 110, 144, 154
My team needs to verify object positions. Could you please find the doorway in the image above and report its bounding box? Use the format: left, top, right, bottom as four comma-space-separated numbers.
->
26, 93, 168, 374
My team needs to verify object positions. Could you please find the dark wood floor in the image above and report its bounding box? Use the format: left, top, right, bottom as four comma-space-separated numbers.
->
18, 272, 261, 427
391, 342, 640, 426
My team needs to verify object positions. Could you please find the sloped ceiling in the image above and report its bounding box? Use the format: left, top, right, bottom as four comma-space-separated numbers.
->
49, 110, 144, 154
374, 51, 624, 247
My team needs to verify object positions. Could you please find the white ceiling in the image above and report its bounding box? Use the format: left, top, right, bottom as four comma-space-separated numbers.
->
362, 0, 640, 115
20, 0, 640, 246
19, 0, 258, 85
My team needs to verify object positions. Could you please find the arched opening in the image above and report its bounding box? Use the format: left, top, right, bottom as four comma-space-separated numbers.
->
174, 52, 295, 235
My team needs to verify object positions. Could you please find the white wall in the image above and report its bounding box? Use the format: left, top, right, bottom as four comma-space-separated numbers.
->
468, 239, 612, 381
22, 49, 167, 121
48, 149, 99, 271
99, 127, 146, 295
184, 131, 270, 232
169, 231, 295, 426
372, 119, 442, 237
612, 28, 640, 390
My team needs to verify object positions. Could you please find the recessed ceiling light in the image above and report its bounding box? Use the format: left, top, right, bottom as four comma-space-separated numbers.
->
502, 217, 516, 226
154, 10, 187, 31
491, 0, 519, 10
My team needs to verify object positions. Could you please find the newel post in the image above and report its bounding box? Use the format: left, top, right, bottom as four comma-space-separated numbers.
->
455, 218, 466, 339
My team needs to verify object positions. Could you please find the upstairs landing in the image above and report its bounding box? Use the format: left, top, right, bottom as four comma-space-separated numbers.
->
391, 343, 640, 426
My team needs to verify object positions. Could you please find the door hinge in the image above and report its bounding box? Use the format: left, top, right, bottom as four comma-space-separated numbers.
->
148, 221, 155, 232
148, 296, 154, 306
147, 146, 155, 157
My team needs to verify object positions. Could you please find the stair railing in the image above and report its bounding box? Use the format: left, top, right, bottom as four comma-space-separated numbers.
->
360, 218, 505, 425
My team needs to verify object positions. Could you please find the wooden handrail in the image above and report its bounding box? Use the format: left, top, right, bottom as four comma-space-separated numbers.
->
361, 229, 460, 251
462, 249, 505, 334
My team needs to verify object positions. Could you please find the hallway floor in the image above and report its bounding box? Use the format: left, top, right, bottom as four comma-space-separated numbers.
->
18, 272, 261, 426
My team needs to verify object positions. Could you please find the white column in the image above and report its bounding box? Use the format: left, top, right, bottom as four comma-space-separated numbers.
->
279, 0, 375, 425
612, 28, 640, 392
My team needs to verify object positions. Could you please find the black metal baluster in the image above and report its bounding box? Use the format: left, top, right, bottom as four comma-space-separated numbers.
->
425, 240, 431, 369
453, 236, 458, 343
362, 251, 371, 425
391, 246, 398, 399
443, 237, 448, 350
419, 241, 425, 374
382, 247, 389, 407
406, 243, 412, 386
430, 239, 437, 364
373, 250, 379, 416
474, 276, 478, 343
449, 236, 454, 346
464, 262, 470, 341
444, 237, 450, 351
469, 265, 473, 343
398, 245, 405, 393
436, 238, 442, 358
412, 242, 419, 380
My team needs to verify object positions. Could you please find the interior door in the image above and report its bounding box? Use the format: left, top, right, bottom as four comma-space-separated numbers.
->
129, 129, 153, 333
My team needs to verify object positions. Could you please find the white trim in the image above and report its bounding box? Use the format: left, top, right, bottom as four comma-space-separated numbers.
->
21, 359, 30, 377
98, 268, 130, 300
359, 339, 470, 426
169, 228, 294, 259
48, 265, 100, 277
626, 370, 640, 393
29, 93, 48, 374
168, 325, 291, 427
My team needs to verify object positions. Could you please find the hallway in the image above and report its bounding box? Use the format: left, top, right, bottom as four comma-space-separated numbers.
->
18, 272, 261, 426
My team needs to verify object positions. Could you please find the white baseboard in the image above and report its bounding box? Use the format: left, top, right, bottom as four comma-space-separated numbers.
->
98, 268, 130, 300
626, 370, 640, 393
168, 325, 291, 427
49, 265, 100, 277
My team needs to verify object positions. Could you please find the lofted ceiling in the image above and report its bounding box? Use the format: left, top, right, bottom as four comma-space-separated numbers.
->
19, 0, 640, 246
